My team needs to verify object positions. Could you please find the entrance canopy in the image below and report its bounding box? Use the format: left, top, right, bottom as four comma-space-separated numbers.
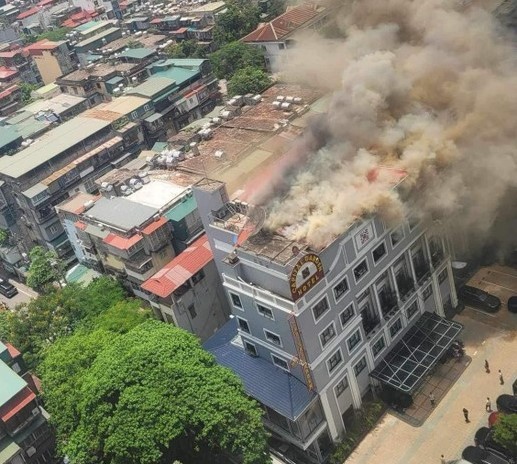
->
370, 312, 463, 394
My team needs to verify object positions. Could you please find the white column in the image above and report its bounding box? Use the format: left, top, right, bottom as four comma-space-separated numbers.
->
447, 260, 458, 307
424, 234, 433, 270
347, 365, 363, 410
319, 391, 340, 441
371, 285, 384, 321
432, 273, 445, 317
389, 267, 401, 301
407, 249, 417, 284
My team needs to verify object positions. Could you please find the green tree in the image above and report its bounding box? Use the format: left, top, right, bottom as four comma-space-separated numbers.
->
54, 321, 270, 464
263, 0, 285, 18
213, 0, 260, 46
228, 66, 272, 96
26, 246, 64, 291
19, 82, 38, 105
165, 40, 207, 59
492, 414, 517, 459
36, 27, 70, 42
210, 41, 264, 80
0, 229, 8, 246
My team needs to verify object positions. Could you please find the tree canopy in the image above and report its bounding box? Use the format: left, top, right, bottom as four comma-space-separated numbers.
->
228, 66, 272, 96
210, 41, 265, 80
45, 321, 270, 464
26, 246, 64, 291
493, 414, 517, 459
36, 27, 71, 42
1, 276, 129, 369
165, 39, 207, 59
213, 0, 260, 46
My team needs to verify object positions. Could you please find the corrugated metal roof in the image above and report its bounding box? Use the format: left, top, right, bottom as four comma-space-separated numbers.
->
0, 440, 20, 462
128, 77, 174, 98
119, 47, 155, 60
164, 195, 197, 222
142, 234, 212, 297
204, 319, 316, 420
0, 117, 111, 179
0, 361, 26, 406
22, 182, 47, 199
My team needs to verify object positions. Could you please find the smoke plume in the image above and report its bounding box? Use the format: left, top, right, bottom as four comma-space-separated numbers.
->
255, 0, 517, 253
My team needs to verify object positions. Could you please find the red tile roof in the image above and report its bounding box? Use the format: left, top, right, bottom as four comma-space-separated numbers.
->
37, 0, 55, 6
17, 6, 41, 20
142, 234, 212, 298
0, 50, 22, 59
103, 232, 142, 250
150, 18, 162, 24
141, 216, 168, 235
0, 387, 36, 422
0, 85, 19, 99
242, 3, 324, 42
0, 67, 19, 80
172, 27, 188, 34
25, 39, 60, 55
74, 220, 87, 230
4, 343, 21, 360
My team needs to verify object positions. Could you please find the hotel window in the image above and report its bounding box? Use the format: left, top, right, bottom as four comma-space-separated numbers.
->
391, 227, 404, 247
327, 349, 343, 373
230, 293, 242, 309
354, 259, 369, 282
320, 322, 336, 348
335, 376, 349, 397
438, 269, 448, 284
244, 341, 257, 357
407, 301, 419, 320
423, 284, 433, 300
264, 330, 282, 346
372, 336, 386, 357
257, 304, 274, 319
312, 297, 329, 321
340, 304, 355, 328
389, 318, 403, 338
272, 355, 289, 371
333, 276, 349, 301
237, 317, 250, 334
373, 242, 387, 263
347, 329, 362, 353
354, 357, 367, 376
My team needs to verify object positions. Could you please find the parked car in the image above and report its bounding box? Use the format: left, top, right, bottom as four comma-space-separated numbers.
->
475, 427, 515, 462
507, 296, 517, 314
458, 285, 501, 313
496, 395, 517, 414
463, 446, 510, 464
0, 279, 17, 298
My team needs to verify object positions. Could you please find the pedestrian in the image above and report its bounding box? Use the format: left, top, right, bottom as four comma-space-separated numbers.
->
486, 397, 491, 412
463, 407, 470, 423
499, 369, 504, 385
430, 393, 436, 407
441, 455, 446, 464
485, 359, 490, 373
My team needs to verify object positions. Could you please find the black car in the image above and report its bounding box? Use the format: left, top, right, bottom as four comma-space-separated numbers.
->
508, 296, 517, 314
496, 394, 517, 414
463, 446, 511, 464
475, 427, 515, 462
458, 285, 501, 313
0, 279, 17, 298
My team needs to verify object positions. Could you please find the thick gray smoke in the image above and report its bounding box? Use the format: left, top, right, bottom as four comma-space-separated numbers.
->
255, 0, 517, 252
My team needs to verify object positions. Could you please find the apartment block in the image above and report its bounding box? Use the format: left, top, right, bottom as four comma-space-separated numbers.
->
0, 96, 150, 272
25, 40, 74, 85
199, 177, 461, 464
0, 341, 56, 464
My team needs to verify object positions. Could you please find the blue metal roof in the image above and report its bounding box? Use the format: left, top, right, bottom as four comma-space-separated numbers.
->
204, 318, 316, 421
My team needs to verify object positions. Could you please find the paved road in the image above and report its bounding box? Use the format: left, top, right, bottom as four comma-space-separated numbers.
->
0, 278, 38, 310
345, 265, 517, 464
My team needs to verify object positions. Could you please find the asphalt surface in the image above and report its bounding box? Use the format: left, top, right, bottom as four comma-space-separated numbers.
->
0, 278, 38, 310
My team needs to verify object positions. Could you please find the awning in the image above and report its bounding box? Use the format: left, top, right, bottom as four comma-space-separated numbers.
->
370, 312, 463, 394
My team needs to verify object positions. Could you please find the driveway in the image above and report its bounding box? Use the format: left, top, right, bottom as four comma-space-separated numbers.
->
0, 278, 38, 310
345, 265, 517, 464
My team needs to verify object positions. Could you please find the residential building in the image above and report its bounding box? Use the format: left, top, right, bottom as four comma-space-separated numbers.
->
0, 49, 41, 86
0, 97, 149, 271
189, 1, 226, 25
74, 26, 123, 65
0, 85, 22, 117
25, 40, 74, 85
56, 61, 150, 105
198, 176, 461, 464
241, 3, 330, 72
0, 341, 56, 464
127, 58, 219, 134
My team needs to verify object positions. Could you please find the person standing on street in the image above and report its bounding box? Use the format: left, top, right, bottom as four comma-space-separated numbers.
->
441, 455, 446, 464
499, 369, 504, 385
485, 359, 490, 373
486, 397, 492, 412
463, 408, 470, 423
430, 393, 436, 407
